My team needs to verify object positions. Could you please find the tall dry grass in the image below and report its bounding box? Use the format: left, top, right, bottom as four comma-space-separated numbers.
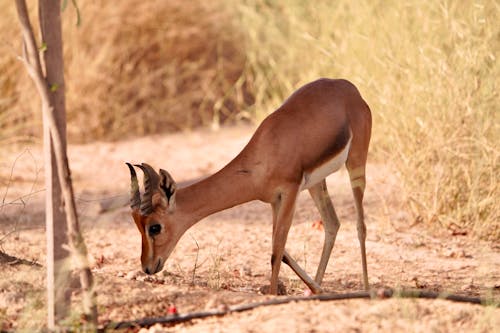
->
235, 0, 499, 239
1, 0, 498, 238
0, 0, 247, 143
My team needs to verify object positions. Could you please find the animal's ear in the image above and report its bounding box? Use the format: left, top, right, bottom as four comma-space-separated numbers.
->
158, 169, 177, 213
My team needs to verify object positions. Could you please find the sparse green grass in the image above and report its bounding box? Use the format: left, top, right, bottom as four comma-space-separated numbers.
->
1, 0, 497, 238
207, 242, 225, 290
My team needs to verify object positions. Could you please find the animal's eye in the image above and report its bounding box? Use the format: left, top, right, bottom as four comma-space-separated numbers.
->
148, 224, 162, 236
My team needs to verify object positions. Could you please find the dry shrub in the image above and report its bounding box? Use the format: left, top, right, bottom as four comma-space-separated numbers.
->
1, 0, 247, 142
0, 2, 32, 144
236, 0, 499, 239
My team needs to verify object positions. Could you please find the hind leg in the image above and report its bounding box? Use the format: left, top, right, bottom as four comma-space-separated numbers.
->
346, 102, 371, 290
346, 163, 369, 290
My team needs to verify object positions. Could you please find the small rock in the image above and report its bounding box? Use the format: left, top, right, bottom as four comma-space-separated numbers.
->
217, 303, 229, 312
144, 276, 156, 283
242, 266, 252, 277
259, 280, 287, 295
461, 279, 476, 291
411, 276, 428, 289
205, 296, 217, 310
376, 288, 389, 299
149, 323, 167, 333
444, 248, 473, 258
117, 272, 125, 278
125, 271, 139, 280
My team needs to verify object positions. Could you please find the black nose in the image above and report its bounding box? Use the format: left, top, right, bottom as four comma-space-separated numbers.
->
144, 267, 151, 275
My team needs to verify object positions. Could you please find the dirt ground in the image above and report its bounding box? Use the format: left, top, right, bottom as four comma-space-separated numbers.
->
1, 125, 499, 332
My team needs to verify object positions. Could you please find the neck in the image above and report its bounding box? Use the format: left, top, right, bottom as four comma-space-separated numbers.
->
176, 160, 257, 224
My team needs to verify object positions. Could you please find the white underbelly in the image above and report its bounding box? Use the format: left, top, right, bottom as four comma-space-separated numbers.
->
299, 137, 352, 191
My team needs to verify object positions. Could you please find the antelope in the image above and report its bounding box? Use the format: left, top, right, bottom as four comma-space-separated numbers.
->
126, 78, 372, 294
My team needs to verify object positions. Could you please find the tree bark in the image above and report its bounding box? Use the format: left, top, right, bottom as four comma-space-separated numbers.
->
38, 0, 71, 326
14, 0, 98, 329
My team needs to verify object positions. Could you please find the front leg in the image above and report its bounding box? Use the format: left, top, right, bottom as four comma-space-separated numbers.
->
269, 186, 299, 295
282, 250, 323, 294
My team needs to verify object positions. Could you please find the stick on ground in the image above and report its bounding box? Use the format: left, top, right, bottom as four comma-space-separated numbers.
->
104, 288, 495, 330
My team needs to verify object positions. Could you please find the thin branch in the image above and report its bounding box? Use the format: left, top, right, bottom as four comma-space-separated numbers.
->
105, 288, 496, 330
0, 149, 42, 248
0, 251, 42, 267
0, 189, 46, 209
75, 193, 128, 203
14, 1, 49, 106
1, 148, 35, 209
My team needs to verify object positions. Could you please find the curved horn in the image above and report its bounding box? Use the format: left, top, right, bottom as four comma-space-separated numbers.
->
134, 163, 160, 216
126, 162, 141, 210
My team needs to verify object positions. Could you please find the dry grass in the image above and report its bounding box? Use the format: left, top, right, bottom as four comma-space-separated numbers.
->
1, 0, 498, 239
1, 0, 247, 143
235, 0, 499, 239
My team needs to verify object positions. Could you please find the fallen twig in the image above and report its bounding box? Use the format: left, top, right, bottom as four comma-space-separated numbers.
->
0, 251, 42, 267
104, 288, 496, 330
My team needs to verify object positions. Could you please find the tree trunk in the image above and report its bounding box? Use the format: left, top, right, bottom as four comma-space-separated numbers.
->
38, 0, 71, 327
14, 0, 98, 329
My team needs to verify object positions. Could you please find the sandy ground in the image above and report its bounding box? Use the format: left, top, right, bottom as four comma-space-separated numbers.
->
0, 125, 499, 332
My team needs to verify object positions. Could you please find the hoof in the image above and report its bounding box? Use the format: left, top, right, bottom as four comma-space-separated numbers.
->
259, 280, 287, 295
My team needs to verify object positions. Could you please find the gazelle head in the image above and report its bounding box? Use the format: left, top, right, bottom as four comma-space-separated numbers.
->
126, 162, 182, 275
